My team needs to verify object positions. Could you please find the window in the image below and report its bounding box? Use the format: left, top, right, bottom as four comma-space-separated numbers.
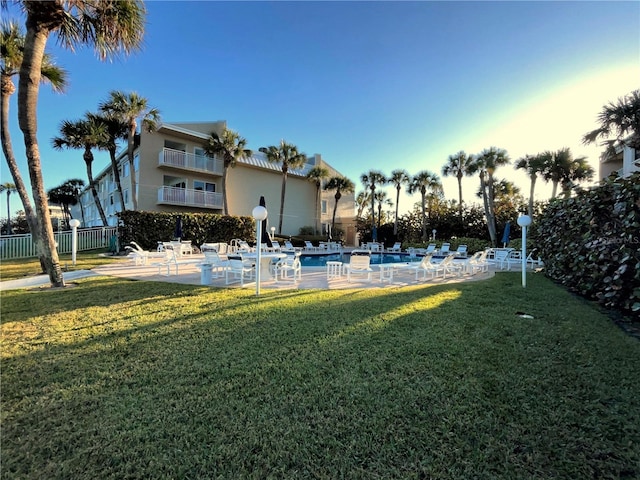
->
123, 189, 129, 205
134, 153, 139, 172
195, 147, 206, 170
321, 200, 327, 214
194, 181, 215, 192
123, 162, 130, 177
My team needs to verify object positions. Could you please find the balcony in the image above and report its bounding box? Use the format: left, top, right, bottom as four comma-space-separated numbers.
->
157, 186, 223, 210
158, 148, 224, 176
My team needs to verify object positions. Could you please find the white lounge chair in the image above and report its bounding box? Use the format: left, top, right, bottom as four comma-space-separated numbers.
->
425, 244, 437, 255
463, 249, 490, 274
345, 253, 373, 282
439, 243, 451, 255
225, 256, 255, 286
273, 252, 302, 283
387, 242, 402, 253
454, 244, 468, 257
125, 241, 164, 266
304, 241, 320, 252
440, 254, 463, 277
398, 254, 443, 280
203, 251, 228, 278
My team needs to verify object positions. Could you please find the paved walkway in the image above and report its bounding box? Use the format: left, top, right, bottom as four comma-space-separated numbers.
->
1, 256, 495, 291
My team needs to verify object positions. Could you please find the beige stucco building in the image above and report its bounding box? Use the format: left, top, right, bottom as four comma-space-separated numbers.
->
72, 121, 357, 243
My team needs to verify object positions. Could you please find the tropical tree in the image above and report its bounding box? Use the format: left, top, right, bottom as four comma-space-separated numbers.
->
407, 170, 442, 242
559, 156, 594, 198
47, 183, 76, 226
203, 128, 252, 216
306, 165, 329, 234
583, 89, 640, 155
324, 176, 355, 235
52, 116, 110, 226
259, 140, 307, 234
441, 151, 474, 219
514, 153, 546, 217
99, 90, 160, 210
469, 147, 510, 246
1, 19, 66, 257
0, 182, 16, 234
541, 147, 590, 198
355, 190, 370, 219
13, 0, 146, 287
374, 190, 391, 229
388, 169, 410, 235
86, 111, 127, 210
360, 170, 386, 234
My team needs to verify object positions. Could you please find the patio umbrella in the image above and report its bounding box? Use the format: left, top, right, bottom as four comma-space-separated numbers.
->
174, 215, 183, 241
259, 196, 273, 248
501, 221, 511, 247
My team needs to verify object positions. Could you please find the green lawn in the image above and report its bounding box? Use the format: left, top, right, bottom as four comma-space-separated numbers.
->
1, 271, 639, 479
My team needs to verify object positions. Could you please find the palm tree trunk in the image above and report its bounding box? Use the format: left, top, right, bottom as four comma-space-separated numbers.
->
370, 187, 376, 229
551, 181, 559, 199
394, 187, 400, 235
278, 174, 287, 234
331, 192, 341, 231
420, 192, 427, 242
17, 22, 64, 287
315, 184, 321, 235
222, 163, 230, 215
457, 173, 464, 219
84, 150, 108, 226
108, 145, 126, 211
528, 175, 536, 218
5, 191, 11, 234
127, 122, 138, 210
480, 174, 496, 246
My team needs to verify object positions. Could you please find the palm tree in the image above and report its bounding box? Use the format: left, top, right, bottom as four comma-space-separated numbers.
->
583, 89, 640, 155
469, 147, 510, 245
374, 190, 390, 229
306, 165, 329, 234
324, 176, 355, 234
442, 151, 474, 219
52, 116, 110, 226
63, 178, 86, 226
86, 111, 128, 211
259, 140, 307, 234
99, 90, 160, 210
1, 19, 67, 257
360, 170, 386, 234
514, 153, 546, 217
355, 190, 370, 219
407, 170, 442, 242
203, 128, 252, 216
559, 156, 594, 198
15, 0, 146, 287
0, 182, 16, 234
388, 169, 410, 235
541, 148, 590, 199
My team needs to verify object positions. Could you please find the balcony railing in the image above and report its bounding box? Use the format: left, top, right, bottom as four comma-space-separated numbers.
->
157, 186, 223, 210
158, 148, 224, 176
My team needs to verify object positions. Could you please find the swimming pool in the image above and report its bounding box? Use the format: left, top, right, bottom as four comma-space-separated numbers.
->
299, 252, 421, 267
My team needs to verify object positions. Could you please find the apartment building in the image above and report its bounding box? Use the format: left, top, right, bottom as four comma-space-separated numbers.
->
72, 121, 357, 242
599, 141, 639, 179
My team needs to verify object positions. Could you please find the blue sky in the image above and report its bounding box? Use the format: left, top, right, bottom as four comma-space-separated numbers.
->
2, 0, 639, 219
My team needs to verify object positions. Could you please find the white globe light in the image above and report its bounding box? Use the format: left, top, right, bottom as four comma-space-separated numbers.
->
517, 215, 532, 227
69, 219, 81, 228
252, 205, 268, 221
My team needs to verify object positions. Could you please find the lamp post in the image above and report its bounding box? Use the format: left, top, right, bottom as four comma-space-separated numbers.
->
432, 229, 436, 241
517, 215, 532, 287
270, 226, 276, 241
69, 219, 81, 266
252, 205, 268, 296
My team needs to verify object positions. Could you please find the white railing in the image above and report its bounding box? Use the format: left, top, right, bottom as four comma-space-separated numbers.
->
158, 148, 224, 176
157, 186, 223, 209
0, 226, 118, 260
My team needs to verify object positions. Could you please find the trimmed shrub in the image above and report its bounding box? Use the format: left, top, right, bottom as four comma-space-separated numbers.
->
533, 173, 640, 316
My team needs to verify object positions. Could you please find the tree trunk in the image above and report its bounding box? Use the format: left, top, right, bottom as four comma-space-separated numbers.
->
551, 180, 559, 199
457, 172, 464, 219
109, 144, 126, 211
278, 171, 287, 234
528, 175, 536, 218
17, 20, 64, 287
420, 191, 427, 242
370, 187, 376, 229
315, 183, 321, 235
84, 149, 108, 226
222, 161, 230, 215
127, 121, 138, 210
394, 186, 400, 235
331, 192, 341, 232
479, 173, 496, 246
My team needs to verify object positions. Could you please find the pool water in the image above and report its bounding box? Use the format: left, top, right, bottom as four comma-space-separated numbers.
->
299, 252, 422, 267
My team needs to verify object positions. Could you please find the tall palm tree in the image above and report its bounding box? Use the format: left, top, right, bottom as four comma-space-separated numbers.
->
360, 170, 386, 233
1, 19, 67, 259
560, 156, 594, 198
374, 190, 390, 229
407, 170, 442, 242
306, 165, 329, 234
203, 128, 252, 216
259, 140, 307, 234
442, 151, 474, 219
15, 0, 146, 287
469, 147, 510, 245
514, 153, 546, 217
324, 176, 355, 235
86, 111, 128, 211
99, 90, 160, 210
63, 178, 86, 226
52, 116, 110, 226
541, 147, 590, 199
0, 182, 16, 234
388, 169, 410, 235
583, 89, 640, 155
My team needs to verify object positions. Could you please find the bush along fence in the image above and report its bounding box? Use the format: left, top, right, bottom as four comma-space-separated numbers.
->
117, 211, 256, 252
533, 172, 640, 317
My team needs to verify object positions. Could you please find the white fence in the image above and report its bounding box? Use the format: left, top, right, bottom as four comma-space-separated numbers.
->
0, 227, 118, 260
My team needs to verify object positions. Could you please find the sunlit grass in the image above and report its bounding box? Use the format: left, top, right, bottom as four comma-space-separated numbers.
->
2, 273, 639, 479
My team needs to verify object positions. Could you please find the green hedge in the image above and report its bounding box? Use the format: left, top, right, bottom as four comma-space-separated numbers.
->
533, 172, 640, 316
118, 211, 255, 251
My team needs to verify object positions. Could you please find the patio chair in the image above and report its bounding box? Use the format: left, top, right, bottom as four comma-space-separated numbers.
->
454, 244, 468, 257
425, 243, 437, 254
125, 241, 163, 266
225, 257, 255, 286
270, 240, 282, 252
345, 252, 373, 282
439, 243, 451, 255
203, 250, 228, 278
526, 249, 544, 268
440, 254, 463, 277
304, 240, 320, 252
273, 252, 302, 283
398, 254, 443, 280
387, 242, 402, 253
463, 249, 490, 275
283, 240, 301, 252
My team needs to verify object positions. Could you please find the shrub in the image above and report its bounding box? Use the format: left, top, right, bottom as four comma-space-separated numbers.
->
533, 173, 640, 316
